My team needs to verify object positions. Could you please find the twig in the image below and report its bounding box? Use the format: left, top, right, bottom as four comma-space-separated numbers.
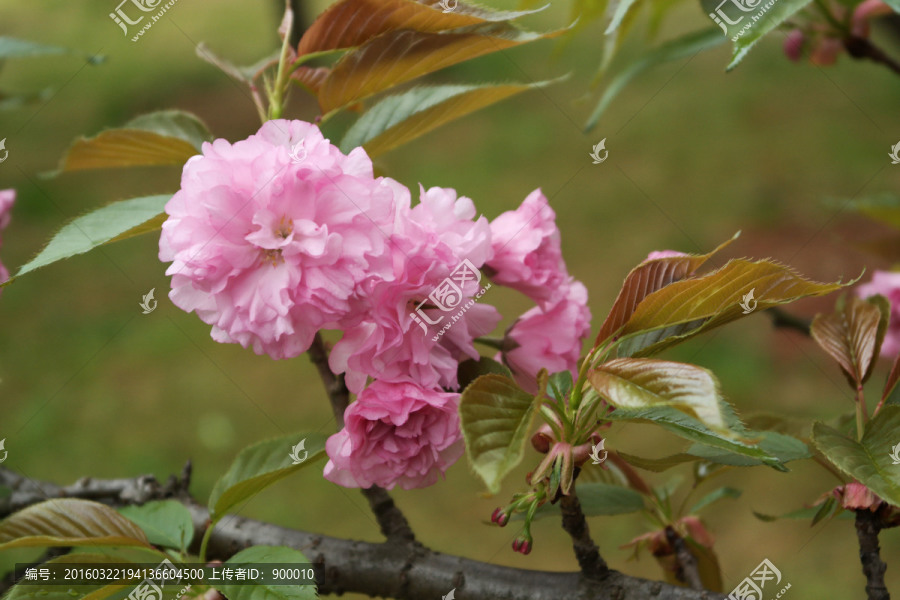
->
766, 307, 812, 336
0, 469, 730, 600
307, 334, 416, 543
559, 470, 610, 581
664, 526, 704, 591
855, 509, 891, 600
845, 36, 900, 76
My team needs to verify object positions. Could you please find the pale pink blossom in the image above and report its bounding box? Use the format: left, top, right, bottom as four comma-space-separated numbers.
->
856, 270, 900, 357
323, 380, 464, 490
503, 281, 591, 393
0, 189, 15, 289
159, 120, 402, 359
485, 189, 568, 308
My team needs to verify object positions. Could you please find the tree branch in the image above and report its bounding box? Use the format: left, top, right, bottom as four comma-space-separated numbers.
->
766, 307, 811, 336
0, 468, 728, 600
844, 35, 900, 76
855, 508, 891, 600
665, 526, 704, 591
307, 334, 416, 543
559, 471, 610, 580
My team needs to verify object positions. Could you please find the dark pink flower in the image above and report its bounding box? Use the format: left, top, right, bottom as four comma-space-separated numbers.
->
323, 380, 464, 490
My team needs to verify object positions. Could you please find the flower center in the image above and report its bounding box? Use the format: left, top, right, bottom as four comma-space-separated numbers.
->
275, 215, 293, 239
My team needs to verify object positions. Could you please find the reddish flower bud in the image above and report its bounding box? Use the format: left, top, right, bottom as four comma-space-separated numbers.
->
512, 535, 533, 555
491, 507, 510, 527
783, 29, 805, 62
531, 424, 555, 454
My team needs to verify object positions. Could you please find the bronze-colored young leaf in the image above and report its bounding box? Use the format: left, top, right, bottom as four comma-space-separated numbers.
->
292, 66, 331, 95
590, 358, 727, 431
882, 351, 900, 408
340, 81, 554, 157
317, 23, 565, 113
0, 499, 151, 550
810, 295, 886, 388
297, 0, 546, 55
595, 232, 738, 347
58, 111, 211, 172
616, 259, 848, 357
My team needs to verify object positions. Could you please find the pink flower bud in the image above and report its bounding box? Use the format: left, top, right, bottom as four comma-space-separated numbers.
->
491, 507, 510, 527
810, 37, 843, 66
783, 29, 805, 62
531, 424, 555, 454
851, 0, 892, 37
512, 536, 533, 554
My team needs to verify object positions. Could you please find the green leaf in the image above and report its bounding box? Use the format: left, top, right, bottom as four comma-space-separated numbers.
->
585, 28, 724, 131
810, 295, 885, 387
0, 499, 151, 551
590, 358, 728, 431
595, 233, 738, 347
811, 406, 900, 507
297, 0, 548, 55
340, 80, 555, 157
458, 356, 513, 390
317, 23, 566, 112
209, 433, 328, 518
615, 259, 848, 357
459, 374, 540, 494
1, 554, 135, 600
3, 195, 170, 286
687, 431, 810, 466
689, 486, 741, 514
842, 192, 900, 229
0, 37, 104, 64
528, 482, 645, 520
218, 546, 317, 600
724, 0, 813, 70
753, 505, 854, 522
606, 0, 642, 33
547, 371, 574, 402
606, 404, 781, 465
117, 500, 194, 552
58, 110, 211, 172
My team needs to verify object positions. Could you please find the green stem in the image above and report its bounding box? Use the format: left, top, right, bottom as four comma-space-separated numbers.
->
814, 0, 847, 33
268, 15, 295, 121
856, 385, 867, 442
198, 517, 220, 563
474, 336, 505, 351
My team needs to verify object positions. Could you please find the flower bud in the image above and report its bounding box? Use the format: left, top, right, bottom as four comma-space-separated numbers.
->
512, 535, 533, 555
531, 423, 555, 453
491, 507, 510, 527
783, 29, 805, 62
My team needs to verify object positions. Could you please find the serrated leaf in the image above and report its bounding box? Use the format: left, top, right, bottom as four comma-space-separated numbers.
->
0, 499, 151, 550
458, 356, 513, 390
585, 28, 723, 131
219, 546, 317, 600
2, 195, 170, 286
527, 482, 645, 520
811, 406, 900, 507
317, 23, 566, 113
606, 404, 780, 465
117, 500, 194, 552
209, 433, 327, 518
596, 233, 738, 346
590, 358, 728, 431
753, 506, 854, 522
547, 371, 573, 402
724, 0, 813, 70
617, 450, 698, 472
689, 486, 741, 514
59, 111, 210, 172
459, 374, 539, 494
340, 80, 554, 157
297, 0, 547, 55
1, 554, 136, 600
615, 259, 848, 357
811, 295, 885, 387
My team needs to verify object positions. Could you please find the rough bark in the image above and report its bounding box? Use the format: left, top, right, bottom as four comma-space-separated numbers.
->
856, 509, 891, 600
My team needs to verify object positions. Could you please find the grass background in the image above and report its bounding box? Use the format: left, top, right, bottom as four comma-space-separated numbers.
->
1, 0, 900, 597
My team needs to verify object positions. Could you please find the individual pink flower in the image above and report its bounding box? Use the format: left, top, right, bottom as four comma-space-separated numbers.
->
159, 119, 403, 359
856, 270, 900, 357
329, 187, 498, 393
0, 189, 15, 290
502, 281, 591, 393
485, 189, 569, 309
644, 249, 688, 261
323, 380, 464, 490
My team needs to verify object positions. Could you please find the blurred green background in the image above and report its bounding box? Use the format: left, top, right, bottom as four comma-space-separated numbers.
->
1, 0, 900, 597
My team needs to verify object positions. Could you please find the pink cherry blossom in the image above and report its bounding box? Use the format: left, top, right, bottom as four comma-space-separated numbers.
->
856, 270, 900, 357
485, 189, 569, 309
0, 189, 14, 290
329, 186, 498, 393
323, 380, 464, 490
503, 280, 592, 393
159, 120, 403, 359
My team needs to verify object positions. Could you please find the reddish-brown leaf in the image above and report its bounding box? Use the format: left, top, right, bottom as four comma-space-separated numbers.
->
811, 296, 883, 388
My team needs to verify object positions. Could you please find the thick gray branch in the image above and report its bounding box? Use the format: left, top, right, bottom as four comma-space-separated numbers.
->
0, 468, 727, 600
856, 509, 891, 600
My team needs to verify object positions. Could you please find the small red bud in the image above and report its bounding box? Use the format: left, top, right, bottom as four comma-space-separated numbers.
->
512, 536, 533, 554
491, 507, 509, 527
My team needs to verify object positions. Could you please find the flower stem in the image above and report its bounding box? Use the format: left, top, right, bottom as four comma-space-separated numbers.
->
198, 517, 219, 563
268, 13, 295, 121
856, 385, 867, 442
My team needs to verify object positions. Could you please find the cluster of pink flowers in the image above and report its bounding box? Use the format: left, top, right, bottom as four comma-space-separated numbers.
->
159, 120, 591, 490
0, 189, 15, 293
